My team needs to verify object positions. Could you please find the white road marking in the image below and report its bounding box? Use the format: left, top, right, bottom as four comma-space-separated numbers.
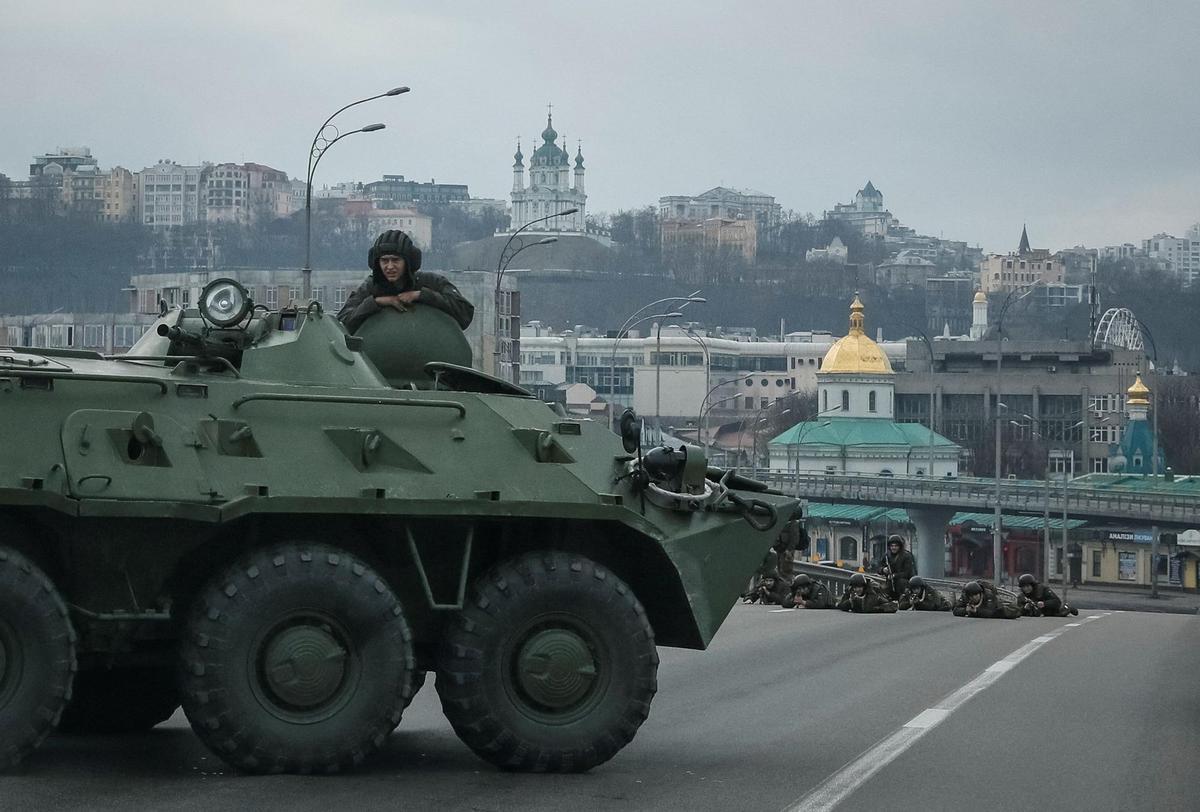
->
1086, 615, 1103, 619
903, 708, 949, 729
783, 617, 1100, 812
769, 609, 793, 613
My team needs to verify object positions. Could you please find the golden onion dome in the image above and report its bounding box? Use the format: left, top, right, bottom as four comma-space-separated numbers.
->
820, 294, 894, 375
973, 290, 987, 304
1127, 373, 1150, 406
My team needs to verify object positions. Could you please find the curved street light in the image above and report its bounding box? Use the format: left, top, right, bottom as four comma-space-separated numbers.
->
302, 86, 408, 299
493, 210, 578, 382
990, 283, 1038, 585
605, 293, 705, 427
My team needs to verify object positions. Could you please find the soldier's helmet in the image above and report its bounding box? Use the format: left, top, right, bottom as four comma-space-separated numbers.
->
963, 580, 984, 600
908, 576, 926, 592
849, 573, 867, 589
1018, 573, 1038, 590
793, 574, 812, 590
887, 535, 904, 550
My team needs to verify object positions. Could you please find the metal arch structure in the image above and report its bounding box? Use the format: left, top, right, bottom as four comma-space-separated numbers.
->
1094, 307, 1144, 352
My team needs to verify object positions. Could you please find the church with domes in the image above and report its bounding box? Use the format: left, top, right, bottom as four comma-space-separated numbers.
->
510, 107, 586, 233
768, 295, 960, 477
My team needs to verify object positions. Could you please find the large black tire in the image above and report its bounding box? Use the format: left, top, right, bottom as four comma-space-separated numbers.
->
0, 545, 76, 770
58, 666, 179, 734
178, 544, 415, 774
436, 551, 658, 772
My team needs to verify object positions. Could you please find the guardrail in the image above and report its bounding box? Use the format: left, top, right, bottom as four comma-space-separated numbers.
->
750, 470, 1200, 527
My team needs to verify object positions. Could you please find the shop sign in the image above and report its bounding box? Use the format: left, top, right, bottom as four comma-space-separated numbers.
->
1177, 529, 1200, 547
1118, 550, 1138, 581
1104, 530, 1153, 544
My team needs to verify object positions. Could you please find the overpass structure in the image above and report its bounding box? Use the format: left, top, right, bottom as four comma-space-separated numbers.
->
752, 470, 1200, 576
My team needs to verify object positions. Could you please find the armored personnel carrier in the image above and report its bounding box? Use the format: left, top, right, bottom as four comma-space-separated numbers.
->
0, 278, 797, 774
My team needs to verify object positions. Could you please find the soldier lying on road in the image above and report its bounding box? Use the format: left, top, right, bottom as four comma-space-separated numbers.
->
952, 580, 1022, 619
836, 573, 899, 614
782, 574, 836, 609
898, 576, 952, 611
742, 571, 791, 606
1017, 573, 1079, 617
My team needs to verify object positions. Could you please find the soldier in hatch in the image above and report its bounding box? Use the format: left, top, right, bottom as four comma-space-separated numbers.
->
783, 574, 836, 609
879, 535, 916, 600
1016, 573, 1079, 617
951, 580, 1022, 619
337, 229, 474, 333
836, 572, 898, 614
898, 576, 952, 611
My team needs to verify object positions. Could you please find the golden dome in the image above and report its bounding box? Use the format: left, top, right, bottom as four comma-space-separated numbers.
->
1127, 373, 1150, 406
820, 294, 894, 375
973, 290, 987, 304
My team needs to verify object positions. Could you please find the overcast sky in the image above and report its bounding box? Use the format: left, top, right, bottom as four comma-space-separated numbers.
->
2, 0, 1197, 253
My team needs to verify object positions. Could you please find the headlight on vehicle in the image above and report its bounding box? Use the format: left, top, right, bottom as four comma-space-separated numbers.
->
199, 278, 252, 328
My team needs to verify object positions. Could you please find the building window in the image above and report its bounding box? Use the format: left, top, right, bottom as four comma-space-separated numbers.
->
266, 287, 279, 309
1092, 550, 1102, 578
839, 537, 857, 562
82, 324, 105, 348
6, 326, 22, 346
841, 390, 850, 412
744, 396, 754, 409
822, 390, 828, 411
1092, 457, 1109, 473
868, 391, 877, 412
334, 287, 347, 308
287, 287, 301, 304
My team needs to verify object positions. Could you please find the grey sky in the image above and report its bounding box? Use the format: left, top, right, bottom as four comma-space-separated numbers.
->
2, 0, 1197, 253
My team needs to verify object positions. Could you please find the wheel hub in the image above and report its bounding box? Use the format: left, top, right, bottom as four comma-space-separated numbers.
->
515, 628, 598, 712
261, 623, 347, 710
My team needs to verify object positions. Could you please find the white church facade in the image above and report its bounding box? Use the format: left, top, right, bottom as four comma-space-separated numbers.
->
510, 108, 587, 233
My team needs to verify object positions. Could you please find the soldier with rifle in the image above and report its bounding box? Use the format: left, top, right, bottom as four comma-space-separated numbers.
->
898, 576, 952, 611
837, 573, 899, 614
1016, 573, 1079, 617
783, 574, 836, 609
951, 580, 1022, 619
879, 535, 915, 600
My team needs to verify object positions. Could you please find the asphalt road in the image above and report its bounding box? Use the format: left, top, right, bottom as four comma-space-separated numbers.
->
3, 603, 1197, 812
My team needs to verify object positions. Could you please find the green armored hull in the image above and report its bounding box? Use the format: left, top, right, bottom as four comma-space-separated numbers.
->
0, 281, 796, 774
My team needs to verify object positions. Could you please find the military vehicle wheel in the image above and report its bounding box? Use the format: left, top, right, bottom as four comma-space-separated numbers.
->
179, 544, 415, 774
0, 545, 75, 770
58, 666, 179, 734
436, 551, 658, 772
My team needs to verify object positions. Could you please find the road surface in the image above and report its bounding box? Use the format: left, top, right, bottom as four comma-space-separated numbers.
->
4, 604, 1196, 811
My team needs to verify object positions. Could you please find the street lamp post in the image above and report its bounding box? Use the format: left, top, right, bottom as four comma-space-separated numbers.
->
684, 329, 710, 445
991, 285, 1037, 585
1133, 317, 1162, 597
607, 310, 682, 437
303, 86, 407, 300
608, 292, 705, 428
492, 236, 557, 380
494, 209, 579, 383
903, 323, 938, 477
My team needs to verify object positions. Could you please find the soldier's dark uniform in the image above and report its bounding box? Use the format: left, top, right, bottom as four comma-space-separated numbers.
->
952, 580, 1021, 619
1017, 573, 1078, 617
837, 573, 899, 614
898, 576, 952, 611
771, 512, 809, 579
784, 574, 836, 609
337, 230, 474, 333
743, 572, 791, 606
880, 536, 916, 600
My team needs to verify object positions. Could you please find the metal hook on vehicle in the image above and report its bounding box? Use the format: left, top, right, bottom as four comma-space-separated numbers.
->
726, 492, 778, 532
